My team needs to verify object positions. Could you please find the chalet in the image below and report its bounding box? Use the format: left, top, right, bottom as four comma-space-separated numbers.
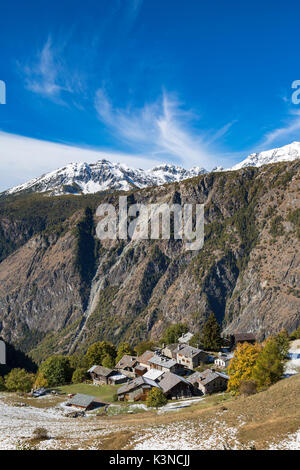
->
88, 365, 115, 385
115, 355, 138, 378
136, 350, 155, 370
67, 393, 95, 411
117, 376, 159, 401
187, 369, 229, 395
231, 333, 256, 350
214, 352, 233, 369
159, 372, 193, 399
176, 344, 208, 370
148, 354, 182, 374
178, 331, 194, 345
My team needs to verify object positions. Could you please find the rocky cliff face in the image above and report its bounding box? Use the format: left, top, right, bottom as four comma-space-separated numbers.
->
0, 161, 299, 361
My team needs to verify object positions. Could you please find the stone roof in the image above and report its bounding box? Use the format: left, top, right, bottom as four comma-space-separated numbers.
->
178, 332, 194, 344
148, 354, 177, 369
137, 350, 155, 364
176, 344, 205, 359
187, 369, 229, 386
88, 365, 114, 377
117, 376, 159, 395
115, 355, 138, 369
159, 372, 191, 393
67, 393, 95, 408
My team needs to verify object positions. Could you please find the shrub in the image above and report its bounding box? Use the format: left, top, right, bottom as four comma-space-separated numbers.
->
72, 368, 88, 384
239, 380, 257, 396
0, 376, 6, 391
146, 388, 168, 408
5, 368, 35, 392
32, 427, 49, 440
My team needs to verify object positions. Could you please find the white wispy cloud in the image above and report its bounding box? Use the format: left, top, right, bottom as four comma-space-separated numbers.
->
261, 109, 300, 148
95, 89, 231, 169
0, 131, 159, 193
22, 36, 85, 104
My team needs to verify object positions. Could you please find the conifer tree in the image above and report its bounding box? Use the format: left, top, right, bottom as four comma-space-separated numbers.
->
201, 313, 222, 351
252, 338, 284, 390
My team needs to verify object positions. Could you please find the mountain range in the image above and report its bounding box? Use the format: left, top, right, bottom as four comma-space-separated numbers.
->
4, 141, 300, 196
0, 148, 299, 361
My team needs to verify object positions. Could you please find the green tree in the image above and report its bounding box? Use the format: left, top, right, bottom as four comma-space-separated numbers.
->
201, 313, 222, 351
102, 354, 115, 369
72, 368, 89, 384
69, 353, 88, 370
273, 330, 289, 360
85, 341, 116, 368
0, 375, 6, 391
189, 332, 203, 349
227, 343, 260, 395
135, 341, 155, 357
290, 325, 300, 340
146, 388, 168, 408
34, 372, 48, 389
5, 368, 35, 392
161, 324, 188, 345
115, 342, 135, 364
252, 338, 284, 390
39, 355, 73, 387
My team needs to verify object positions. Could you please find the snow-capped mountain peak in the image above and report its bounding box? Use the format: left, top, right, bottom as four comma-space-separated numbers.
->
231, 141, 300, 170
4, 141, 300, 197
4, 160, 207, 196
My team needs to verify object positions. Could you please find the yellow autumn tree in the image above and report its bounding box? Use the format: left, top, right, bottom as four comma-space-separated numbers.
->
34, 371, 48, 389
227, 342, 260, 395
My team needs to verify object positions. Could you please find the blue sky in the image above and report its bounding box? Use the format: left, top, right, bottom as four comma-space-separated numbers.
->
1, 0, 300, 190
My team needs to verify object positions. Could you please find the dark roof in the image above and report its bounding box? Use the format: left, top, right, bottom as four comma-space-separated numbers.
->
117, 376, 159, 395
115, 355, 138, 369
187, 369, 229, 386
159, 372, 191, 393
234, 333, 256, 342
88, 365, 114, 377
67, 393, 95, 408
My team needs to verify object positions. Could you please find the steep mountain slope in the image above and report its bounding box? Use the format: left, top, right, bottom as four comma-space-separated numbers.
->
0, 160, 299, 361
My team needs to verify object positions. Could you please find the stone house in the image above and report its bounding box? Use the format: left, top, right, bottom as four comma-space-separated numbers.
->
136, 350, 155, 370
148, 354, 182, 374
115, 355, 138, 378
214, 353, 233, 369
117, 376, 159, 402
159, 372, 193, 399
187, 369, 229, 395
178, 331, 194, 344
176, 344, 208, 370
88, 365, 115, 385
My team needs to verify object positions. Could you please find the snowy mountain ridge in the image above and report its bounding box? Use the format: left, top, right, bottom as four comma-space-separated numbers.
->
4, 141, 300, 196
